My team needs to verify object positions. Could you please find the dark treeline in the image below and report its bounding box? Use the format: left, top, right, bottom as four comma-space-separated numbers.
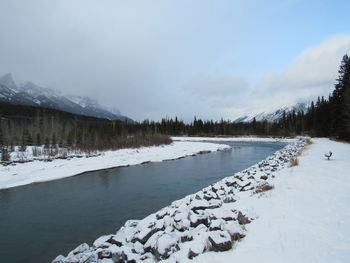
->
1, 55, 349, 160
0, 103, 172, 157
144, 54, 350, 140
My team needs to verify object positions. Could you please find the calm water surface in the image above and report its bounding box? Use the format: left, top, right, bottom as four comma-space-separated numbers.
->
0, 141, 286, 263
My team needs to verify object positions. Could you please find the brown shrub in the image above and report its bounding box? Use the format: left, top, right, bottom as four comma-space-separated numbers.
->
305, 138, 313, 145
254, 183, 274, 194
290, 157, 299, 167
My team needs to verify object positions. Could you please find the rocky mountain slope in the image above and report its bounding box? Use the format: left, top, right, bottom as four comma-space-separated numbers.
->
0, 73, 133, 122
234, 102, 309, 123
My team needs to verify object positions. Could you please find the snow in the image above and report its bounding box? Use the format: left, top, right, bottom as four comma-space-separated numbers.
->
52, 137, 350, 263
172, 136, 295, 142
53, 137, 306, 263
193, 138, 350, 263
233, 102, 309, 123
0, 141, 230, 190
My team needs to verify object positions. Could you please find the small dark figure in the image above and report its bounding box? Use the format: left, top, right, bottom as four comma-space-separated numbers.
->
325, 151, 332, 160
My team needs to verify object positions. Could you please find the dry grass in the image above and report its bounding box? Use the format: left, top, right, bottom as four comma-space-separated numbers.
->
254, 183, 274, 194
290, 157, 299, 167
305, 138, 313, 145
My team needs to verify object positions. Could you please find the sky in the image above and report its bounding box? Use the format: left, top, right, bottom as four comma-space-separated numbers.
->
0, 0, 349, 121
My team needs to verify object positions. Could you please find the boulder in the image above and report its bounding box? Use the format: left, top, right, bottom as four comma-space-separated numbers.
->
237, 211, 251, 225
98, 250, 112, 259
134, 220, 165, 244
189, 213, 209, 228
190, 199, 222, 213
223, 194, 236, 203
153, 233, 179, 260
188, 241, 206, 259
209, 219, 224, 231
70, 243, 90, 256
208, 231, 233, 252
51, 255, 65, 263
64, 253, 97, 263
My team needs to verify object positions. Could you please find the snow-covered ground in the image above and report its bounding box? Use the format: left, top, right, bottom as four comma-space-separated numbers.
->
52, 138, 350, 263
173, 136, 295, 142
194, 138, 350, 263
0, 141, 230, 190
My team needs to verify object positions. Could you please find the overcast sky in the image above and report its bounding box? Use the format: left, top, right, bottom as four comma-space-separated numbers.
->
0, 0, 349, 121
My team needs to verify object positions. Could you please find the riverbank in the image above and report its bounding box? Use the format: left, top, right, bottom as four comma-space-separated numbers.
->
52, 138, 308, 263
0, 141, 230, 190
194, 138, 350, 263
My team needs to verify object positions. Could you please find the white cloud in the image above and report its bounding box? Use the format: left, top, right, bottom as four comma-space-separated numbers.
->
246, 34, 350, 114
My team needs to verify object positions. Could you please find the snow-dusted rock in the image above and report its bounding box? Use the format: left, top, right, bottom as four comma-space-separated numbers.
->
208, 231, 233, 252
188, 241, 206, 259
153, 233, 179, 260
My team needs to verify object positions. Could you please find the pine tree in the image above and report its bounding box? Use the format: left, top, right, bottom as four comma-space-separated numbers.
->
333, 54, 350, 138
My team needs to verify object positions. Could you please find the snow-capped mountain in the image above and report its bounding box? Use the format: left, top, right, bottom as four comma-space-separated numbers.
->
233, 102, 309, 123
0, 73, 133, 122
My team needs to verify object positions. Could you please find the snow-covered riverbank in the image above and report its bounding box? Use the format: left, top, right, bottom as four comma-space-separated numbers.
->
0, 141, 230, 190
194, 138, 350, 263
52, 138, 309, 263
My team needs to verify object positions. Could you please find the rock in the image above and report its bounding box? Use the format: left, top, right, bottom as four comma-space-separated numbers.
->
223, 194, 236, 203
180, 232, 193, 242
155, 209, 169, 220
132, 241, 144, 254
64, 253, 97, 263
209, 208, 237, 221
260, 175, 268, 180
190, 213, 209, 228
237, 211, 251, 225
153, 233, 179, 260
106, 236, 123, 247
231, 232, 246, 241
223, 221, 245, 239
203, 192, 219, 201
225, 180, 238, 188
190, 199, 222, 213
240, 182, 252, 191
208, 231, 233, 252
134, 220, 165, 244
188, 241, 205, 259
111, 251, 127, 263
209, 219, 224, 231
98, 250, 112, 259
71, 243, 90, 255
51, 255, 65, 263
173, 218, 191, 232
93, 235, 113, 248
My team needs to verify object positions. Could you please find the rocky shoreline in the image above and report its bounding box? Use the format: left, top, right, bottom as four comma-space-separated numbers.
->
52, 138, 307, 263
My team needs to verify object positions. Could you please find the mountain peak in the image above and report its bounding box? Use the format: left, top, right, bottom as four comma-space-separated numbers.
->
20, 81, 61, 98
234, 102, 310, 123
0, 73, 17, 90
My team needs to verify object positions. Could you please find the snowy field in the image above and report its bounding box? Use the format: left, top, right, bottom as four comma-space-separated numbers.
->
0, 141, 230, 190
52, 138, 350, 263
194, 138, 350, 263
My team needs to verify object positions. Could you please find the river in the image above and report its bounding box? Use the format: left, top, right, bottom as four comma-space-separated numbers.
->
0, 141, 286, 263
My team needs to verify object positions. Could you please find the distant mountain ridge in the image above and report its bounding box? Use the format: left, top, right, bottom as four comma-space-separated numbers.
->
233, 102, 309, 123
0, 73, 133, 122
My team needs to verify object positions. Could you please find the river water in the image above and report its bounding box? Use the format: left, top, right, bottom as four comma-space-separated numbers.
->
0, 141, 286, 263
